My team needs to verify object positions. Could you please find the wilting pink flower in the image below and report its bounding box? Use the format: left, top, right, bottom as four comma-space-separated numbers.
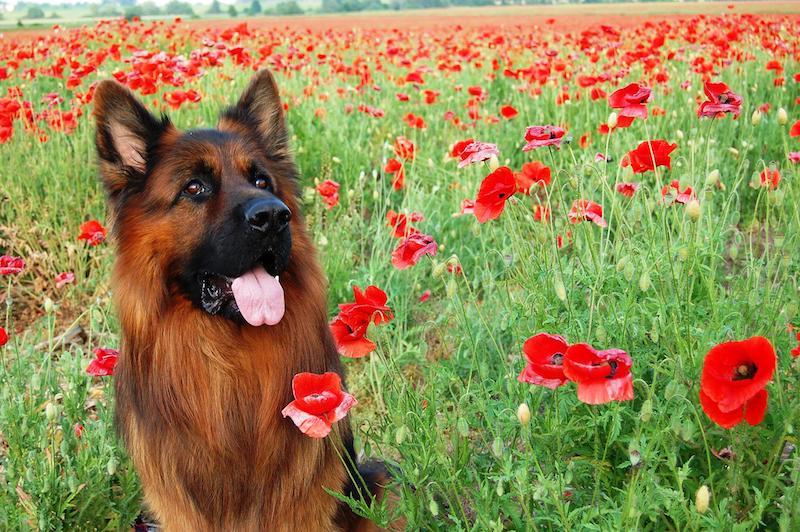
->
55, 272, 75, 288
457, 141, 499, 168
568, 200, 607, 227
391, 232, 438, 270
0, 255, 25, 275
523, 125, 565, 151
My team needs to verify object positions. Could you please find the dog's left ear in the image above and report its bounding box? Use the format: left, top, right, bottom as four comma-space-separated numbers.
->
220, 70, 290, 161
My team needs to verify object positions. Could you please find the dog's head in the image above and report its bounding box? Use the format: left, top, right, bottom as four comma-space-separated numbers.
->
94, 70, 299, 326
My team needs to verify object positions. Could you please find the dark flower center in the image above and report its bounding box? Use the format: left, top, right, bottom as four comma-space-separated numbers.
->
719, 94, 728, 103
498, 193, 506, 198
595, 359, 619, 379
732, 362, 757, 381
551, 353, 564, 365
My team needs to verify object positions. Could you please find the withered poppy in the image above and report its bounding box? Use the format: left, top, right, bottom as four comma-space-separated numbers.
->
759, 168, 780, 189
391, 232, 438, 270
517, 333, 570, 389
55, 271, 75, 288
281, 372, 356, 438
563, 343, 634, 405
474, 166, 516, 223
457, 140, 499, 168
661, 180, 695, 204
616, 182, 640, 197
386, 210, 423, 238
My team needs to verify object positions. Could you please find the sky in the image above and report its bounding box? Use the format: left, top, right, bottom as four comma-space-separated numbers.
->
3, 0, 231, 11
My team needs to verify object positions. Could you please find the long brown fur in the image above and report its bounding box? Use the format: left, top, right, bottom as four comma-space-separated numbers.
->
93, 70, 388, 531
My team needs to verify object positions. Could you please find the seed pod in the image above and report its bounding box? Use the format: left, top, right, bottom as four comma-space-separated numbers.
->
554, 277, 567, 302
608, 112, 618, 129
638, 271, 651, 292
640, 399, 653, 423
751, 109, 762, 126
705, 169, 720, 187
429, 498, 439, 517
623, 261, 635, 282
488, 154, 500, 171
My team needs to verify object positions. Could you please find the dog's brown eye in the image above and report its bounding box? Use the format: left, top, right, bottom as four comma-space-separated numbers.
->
184, 180, 205, 196
254, 177, 270, 190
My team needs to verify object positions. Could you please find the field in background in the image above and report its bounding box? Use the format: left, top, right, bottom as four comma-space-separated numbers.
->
1, 5, 800, 530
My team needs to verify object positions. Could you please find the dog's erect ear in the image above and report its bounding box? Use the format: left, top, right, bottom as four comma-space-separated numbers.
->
219, 70, 290, 160
93, 80, 171, 201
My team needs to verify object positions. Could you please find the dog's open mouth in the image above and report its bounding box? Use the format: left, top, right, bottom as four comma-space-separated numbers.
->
200, 262, 285, 326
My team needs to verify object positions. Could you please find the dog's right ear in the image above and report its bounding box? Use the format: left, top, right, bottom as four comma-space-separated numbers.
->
93, 80, 172, 203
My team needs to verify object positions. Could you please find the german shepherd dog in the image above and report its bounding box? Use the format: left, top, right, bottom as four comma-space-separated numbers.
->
93, 70, 387, 530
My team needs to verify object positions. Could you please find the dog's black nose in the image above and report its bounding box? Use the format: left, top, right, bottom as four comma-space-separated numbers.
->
244, 197, 291, 233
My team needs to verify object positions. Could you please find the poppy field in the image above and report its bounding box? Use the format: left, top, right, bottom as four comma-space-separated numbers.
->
1, 5, 800, 530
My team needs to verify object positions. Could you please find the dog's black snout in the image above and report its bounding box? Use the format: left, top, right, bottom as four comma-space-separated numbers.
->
244, 197, 291, 233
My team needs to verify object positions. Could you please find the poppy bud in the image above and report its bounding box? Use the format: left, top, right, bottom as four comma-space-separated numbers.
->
517, 403, 531, 426
777, 107, 788, 125
496, 480, 505, 497
446, 279, 457, 299
727, 147, 740, 159
678, 247, 689, 261
432, 261, 447, 278
107, 458, 117, 476
54, 427, 63, 448
623, 262, 635, 282
44, 297, 55, 314
492, 436, 503, 457
45, 402, 58, 421
554, 277, 567, 302
331, 156, 341, 164
615, 256, 629, 273
695, 485, 710, 513
302, 187, 316, 203
429, 498, 439, 517
676, 129, 684, 140
705, 169, 720, 187
427, 158, 434, 168
728, 244, 739, 261
488, 154, 500, 171
638, 271, 651, 292
751, 109, 762, 126
686, 200, 701, 221
640, 399, 653, 422
395, 425, 409, 445
607, 112, 618, 129
318, 235, 328, 247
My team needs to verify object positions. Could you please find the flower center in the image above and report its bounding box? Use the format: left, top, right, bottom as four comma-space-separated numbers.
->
732, 362, 756, 380
719, 94, 729, 104
551, 353, 563, 365
498, 193, 506, 198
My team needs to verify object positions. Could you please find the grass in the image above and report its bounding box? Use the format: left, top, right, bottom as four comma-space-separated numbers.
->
1, 10, 799, 531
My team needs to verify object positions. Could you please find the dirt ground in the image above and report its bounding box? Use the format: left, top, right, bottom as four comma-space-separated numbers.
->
4, 1, 800, 41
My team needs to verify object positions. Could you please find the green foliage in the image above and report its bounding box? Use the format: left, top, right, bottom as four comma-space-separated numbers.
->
23, 6, 45, 19
163, 0, 195, 16
269, 1, 305, 16
207, 0, 222, 15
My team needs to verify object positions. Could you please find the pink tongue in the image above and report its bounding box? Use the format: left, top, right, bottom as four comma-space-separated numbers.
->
231, 265, 285, 326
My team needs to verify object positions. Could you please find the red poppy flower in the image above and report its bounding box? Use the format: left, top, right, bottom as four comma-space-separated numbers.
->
621, 140, 677, 174
500, 105, 518, 119
699, 388, 768, 429
330, 285, 393, 358
281, 372, 356, 438
608, 82, 652, 122
697, 81, 742, 118
55, 271, 75, 288
86, 347, 119, 377
457, 140, 499, 168
386, 210, 423, 238
562, 343, 634, 405
394, 136, 415, 160
518, 333, 570, 389
699, 336, 775, 427
523, 125, 565, 151
790, 120, 800, 138
0, 326, 8, 347
77, 220, 107, 246
790, 153, 800, 164
391, 232, 437, 270
792, 333, 800, 358
616, 182, 640, 197
474, 166, 516, 223
419, 290, 431, 303
514, 161, 551, 194
661, 180, 695, 204
317, 179, 340, 209
759, 168, 780, 189
384, 158, 405, 190
0, 255, 25, 275
568, 200, 607, 228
